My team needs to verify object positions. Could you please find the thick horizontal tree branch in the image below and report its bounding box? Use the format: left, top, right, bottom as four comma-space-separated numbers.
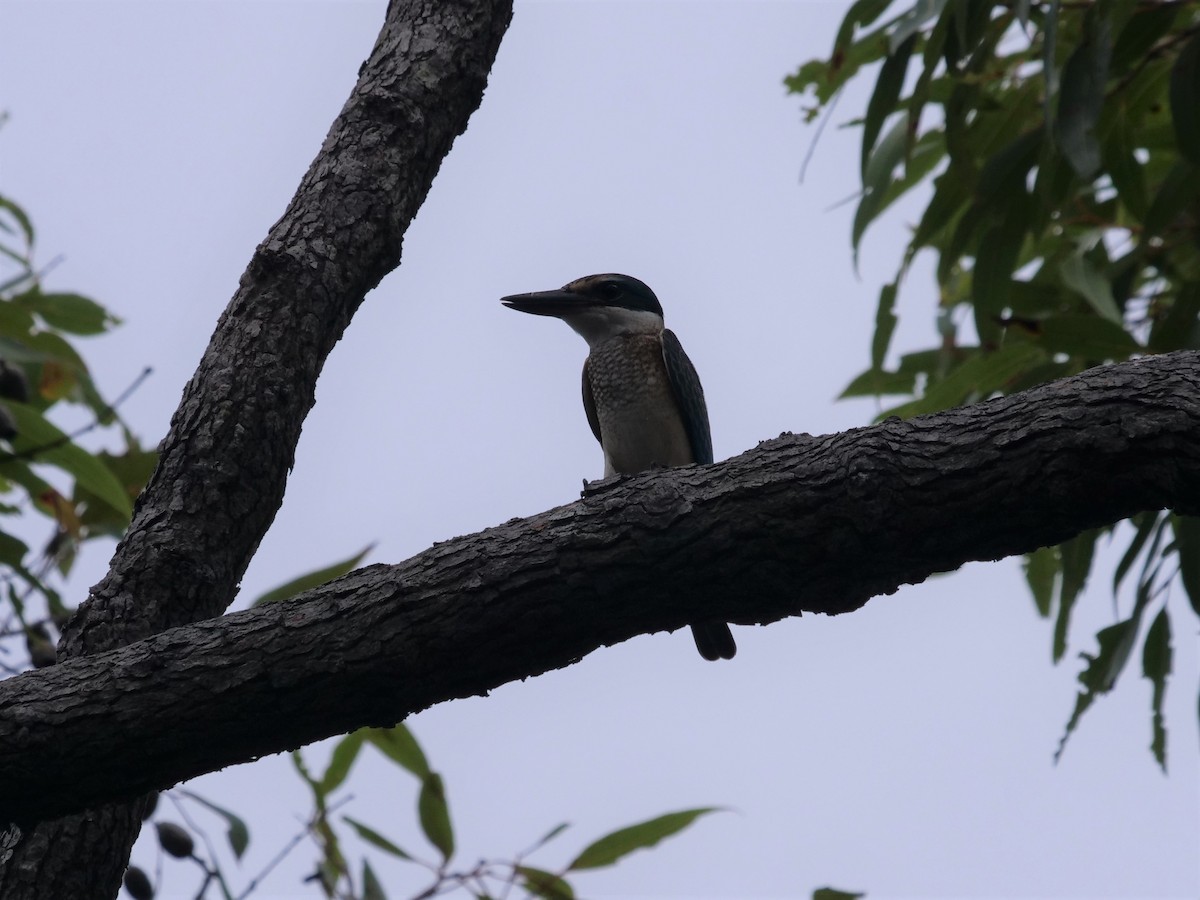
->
4, 351, 1200, 825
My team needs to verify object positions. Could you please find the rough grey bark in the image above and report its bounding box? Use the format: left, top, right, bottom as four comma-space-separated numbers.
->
3, 351, 1200, 825
0, 0, 513, 897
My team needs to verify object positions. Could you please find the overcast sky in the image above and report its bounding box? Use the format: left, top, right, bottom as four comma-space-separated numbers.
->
3, 2, 1198, 898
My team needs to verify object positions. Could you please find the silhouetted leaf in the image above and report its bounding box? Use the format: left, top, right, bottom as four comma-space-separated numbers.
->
1142, 606, 1171, 770
1056, 614, 1140, 762
179, 789, 250, 859
1113, 512, 1159, 600
568, 808, 721, 871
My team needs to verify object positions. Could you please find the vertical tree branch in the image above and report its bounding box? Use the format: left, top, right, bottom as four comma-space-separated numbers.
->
0, 1, 513, 896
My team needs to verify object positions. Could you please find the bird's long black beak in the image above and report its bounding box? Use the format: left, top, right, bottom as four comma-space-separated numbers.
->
500, 289, 592, 317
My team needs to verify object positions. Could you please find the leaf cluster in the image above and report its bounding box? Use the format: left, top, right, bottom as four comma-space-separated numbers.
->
296, 725, 720, 900
0, 183, 155, 675
787, 0, 1200, 767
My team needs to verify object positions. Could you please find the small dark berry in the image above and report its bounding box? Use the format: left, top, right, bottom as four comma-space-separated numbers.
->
155, 821, 194, 859
123, 865, 154, 900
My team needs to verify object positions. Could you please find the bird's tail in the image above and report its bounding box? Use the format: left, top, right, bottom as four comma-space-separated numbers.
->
691, 620, 736, 661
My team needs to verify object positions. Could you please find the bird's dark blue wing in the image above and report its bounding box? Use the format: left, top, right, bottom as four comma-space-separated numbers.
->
661, 329, 713, 465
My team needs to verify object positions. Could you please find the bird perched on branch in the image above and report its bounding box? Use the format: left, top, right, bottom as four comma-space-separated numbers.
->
501, 273, 736, 661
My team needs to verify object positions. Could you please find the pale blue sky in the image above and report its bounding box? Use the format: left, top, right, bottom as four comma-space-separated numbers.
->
3, 2, 1197, 898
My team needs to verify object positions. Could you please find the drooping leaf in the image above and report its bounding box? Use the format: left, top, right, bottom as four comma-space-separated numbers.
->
527, 822, 572, 855
344, 816, 414, 861
854, 113, 912, 261
1148, 283, 1200, 352
972, 193, 1031, 315
0, 196, 35, 248
251, 543, 374, 605
889, 0, 950, 52
1111, 2, 1180, 75
1056, 614, 1140, 762
1043, 0, 1061, 126
417, 773, 454, 862
1054, 529, 1098, 662
863, 35, 916, 178
1169, 30, 1200, 164
1142, 160, 1200, 241
1058, 255, 1123, 325
1170, 515, 1200, 617
3, 401, 133, 519
1103, 108, 1149, 221
0, 530, 29, 568
1141, 606, 1171, 770
871, 282, 899, 371
1054, 8, 1111, 177
568, 808, 721, 871
1113, 512, 1159, 599
365, 724, 431, 780
1023, 545, 1058, 618
179, 789, 251, 860
362, 860, 388, 900
321, 730, 367, 796
834, 0, 898, 59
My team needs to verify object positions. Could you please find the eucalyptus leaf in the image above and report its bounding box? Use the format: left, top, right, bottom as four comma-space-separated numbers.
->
568, 808, 721, 871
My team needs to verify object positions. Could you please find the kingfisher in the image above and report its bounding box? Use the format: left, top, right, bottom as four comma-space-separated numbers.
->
501, 273, 736, 661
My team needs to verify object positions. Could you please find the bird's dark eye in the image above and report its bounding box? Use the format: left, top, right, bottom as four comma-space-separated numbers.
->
598, 282, 623, 300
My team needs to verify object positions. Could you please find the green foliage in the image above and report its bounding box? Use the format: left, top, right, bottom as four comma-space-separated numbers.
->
788, 0, 1200, 764
276, 724, 722, 899
813, 890, 866, 900
0, 186, 153, 667
250, 543, 375, 606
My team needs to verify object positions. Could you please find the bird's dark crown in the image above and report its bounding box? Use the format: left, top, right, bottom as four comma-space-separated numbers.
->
563, 274, 663, 317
